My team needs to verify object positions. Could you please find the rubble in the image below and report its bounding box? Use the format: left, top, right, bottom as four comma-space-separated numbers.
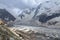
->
0, 25, 60, 40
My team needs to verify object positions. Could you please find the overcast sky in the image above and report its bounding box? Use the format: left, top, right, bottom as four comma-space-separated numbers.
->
0, 0, 49, 9
0, 0, 49, 18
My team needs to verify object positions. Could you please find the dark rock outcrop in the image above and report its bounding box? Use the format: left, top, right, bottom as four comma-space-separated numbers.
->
0, 9, 16, 22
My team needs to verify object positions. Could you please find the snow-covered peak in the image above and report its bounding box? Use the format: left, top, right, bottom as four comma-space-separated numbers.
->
14, 0, 60, 21
18, 8, 36, 21
36, 0, 60, 16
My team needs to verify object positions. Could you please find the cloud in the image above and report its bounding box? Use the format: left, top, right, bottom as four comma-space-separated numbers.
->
35, 0, 50, 4
11, 8, 21, 17
27, 0, 37, 7
0, 0, 51, 18
0, 4, 7, 9
0, 0, 51, 9
0, 0, 38, 9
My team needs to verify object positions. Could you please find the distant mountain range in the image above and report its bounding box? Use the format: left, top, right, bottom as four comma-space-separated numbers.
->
0, 0, 60, 27
18, 0, 60, 21
14, 0, 60, 27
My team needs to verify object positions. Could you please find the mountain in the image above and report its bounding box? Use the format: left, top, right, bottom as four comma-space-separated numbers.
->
34, 0, 60, 22
0, 9, 16, 22
18, 0, 60, 20
14, 0, 60, 27
18, 8, 36, 21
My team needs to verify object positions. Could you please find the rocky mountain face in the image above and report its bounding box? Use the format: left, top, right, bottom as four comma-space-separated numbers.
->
13, 0, 60, 27
0, 9, 16, 22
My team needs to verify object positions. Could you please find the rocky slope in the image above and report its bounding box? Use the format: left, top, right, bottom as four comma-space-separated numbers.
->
13, 0, 60, 28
